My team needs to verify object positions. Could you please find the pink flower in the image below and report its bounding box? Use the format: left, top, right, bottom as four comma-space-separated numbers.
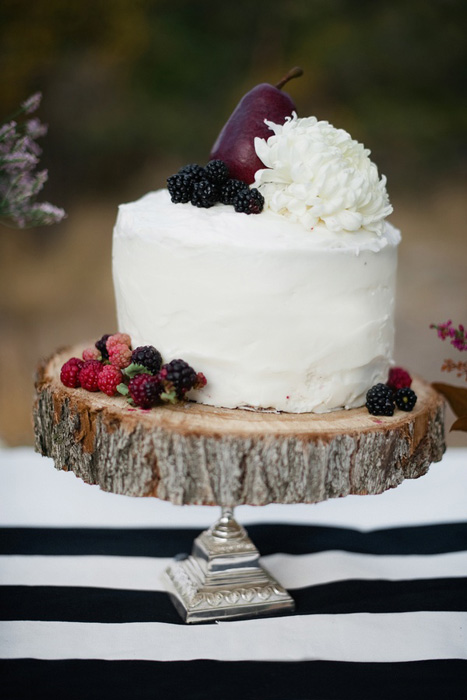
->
430, 321, 467, 352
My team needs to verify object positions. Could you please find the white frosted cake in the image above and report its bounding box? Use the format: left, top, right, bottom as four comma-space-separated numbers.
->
113, 113, 400, 413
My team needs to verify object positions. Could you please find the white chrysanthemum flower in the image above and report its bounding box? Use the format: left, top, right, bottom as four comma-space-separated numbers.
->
253, 114, 392, 234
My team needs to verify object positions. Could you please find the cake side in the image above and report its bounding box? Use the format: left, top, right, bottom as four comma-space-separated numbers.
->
113, 189, 400, 413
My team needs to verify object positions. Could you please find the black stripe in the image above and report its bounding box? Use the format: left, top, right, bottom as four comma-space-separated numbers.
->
1, 522, 466, 557
1, 659, 466, 700
2, 578, 465, 623
292, 577, 467, 616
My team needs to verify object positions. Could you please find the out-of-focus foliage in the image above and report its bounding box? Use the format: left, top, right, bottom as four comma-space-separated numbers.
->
1, 0, 465, 200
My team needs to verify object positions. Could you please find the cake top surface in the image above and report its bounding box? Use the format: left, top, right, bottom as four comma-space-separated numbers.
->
115, 188, 400, 254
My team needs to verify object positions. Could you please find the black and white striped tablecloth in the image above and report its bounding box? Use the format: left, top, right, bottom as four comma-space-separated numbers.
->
1, 447, 466, 699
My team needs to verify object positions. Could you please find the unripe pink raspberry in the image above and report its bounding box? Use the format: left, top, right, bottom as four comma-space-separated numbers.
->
82, 346, 101, 361
98, 365, 123, 396
106, 333, 131, 352
60, 358, 84, 388
79, 360, 103, 392
108, 343, 132, 369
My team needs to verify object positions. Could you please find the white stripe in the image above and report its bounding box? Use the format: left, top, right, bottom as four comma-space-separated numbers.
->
1, 551, 466, 591
0, 556, 170, 591
1, 613, 465, 662
264, 550, 467, 589
2, 447, 467, 530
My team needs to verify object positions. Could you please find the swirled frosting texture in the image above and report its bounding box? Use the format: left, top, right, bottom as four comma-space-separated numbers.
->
113, 190, 400, 413
254, 114, 393, 234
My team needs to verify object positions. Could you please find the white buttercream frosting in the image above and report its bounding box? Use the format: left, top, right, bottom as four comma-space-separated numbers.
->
254, 114, 392, 235
113, 189, 400, 413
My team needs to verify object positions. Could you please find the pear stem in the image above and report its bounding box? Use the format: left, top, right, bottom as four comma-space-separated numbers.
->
275, 66, 304, 90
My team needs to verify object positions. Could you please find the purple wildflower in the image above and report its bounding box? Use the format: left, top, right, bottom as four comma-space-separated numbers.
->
0, 121, 17, 143
21, 92, 42, 115
0, 92, 65, 228
2, 151, 39, 169
26, 202, 67, 226
25, 118, 48, 140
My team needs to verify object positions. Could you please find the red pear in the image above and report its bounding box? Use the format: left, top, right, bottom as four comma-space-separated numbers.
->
210, 67, 303, 184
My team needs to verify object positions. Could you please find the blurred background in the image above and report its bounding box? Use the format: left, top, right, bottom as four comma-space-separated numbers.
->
1, 0, 466, 446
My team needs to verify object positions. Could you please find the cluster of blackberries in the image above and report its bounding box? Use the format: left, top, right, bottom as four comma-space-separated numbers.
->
167, 160, 264, 214
60, 333, 206, 409
366, 383, 417, 416
129, 355, 206, 408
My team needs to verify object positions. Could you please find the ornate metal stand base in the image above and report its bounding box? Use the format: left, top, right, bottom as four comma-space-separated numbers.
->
165, 507, 295, 623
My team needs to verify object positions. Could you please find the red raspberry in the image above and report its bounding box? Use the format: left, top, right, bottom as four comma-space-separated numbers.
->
97, 365, 123, 396
106, 333, 131, 352
82, 346, 101, 361
387, 367, 412, 391
60, 358, 84, 388
79, 360, 103, 392
108, 342, 132, 369
129, 374, 162, 408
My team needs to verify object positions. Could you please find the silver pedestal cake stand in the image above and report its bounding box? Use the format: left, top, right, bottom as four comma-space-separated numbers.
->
165, 506, 295, 623
34, 347, 446, 623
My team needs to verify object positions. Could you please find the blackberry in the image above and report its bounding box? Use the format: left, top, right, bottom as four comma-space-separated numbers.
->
128, 374, 163, 409
159, 359, 200, 400
395, 387, 417, 412
220, 178, 249, 205
167, 173, 193, 203
178, 164, 205, 181
205, 159, 229, 184
366, 383, 395, 416
232, 187, 264, 214
131, 345, 163, 374
191, 179, 219, 208
95, 334, 111, 360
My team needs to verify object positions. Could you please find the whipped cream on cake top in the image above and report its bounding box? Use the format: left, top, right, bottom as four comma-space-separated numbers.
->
254, 113, 392, 235
115, 188, 399, 253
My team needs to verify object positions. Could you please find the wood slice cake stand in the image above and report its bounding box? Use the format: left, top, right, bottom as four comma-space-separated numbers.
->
34, 346, 446, 623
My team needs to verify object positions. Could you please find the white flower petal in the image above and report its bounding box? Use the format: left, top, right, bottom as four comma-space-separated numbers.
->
253, 114, 391, 234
